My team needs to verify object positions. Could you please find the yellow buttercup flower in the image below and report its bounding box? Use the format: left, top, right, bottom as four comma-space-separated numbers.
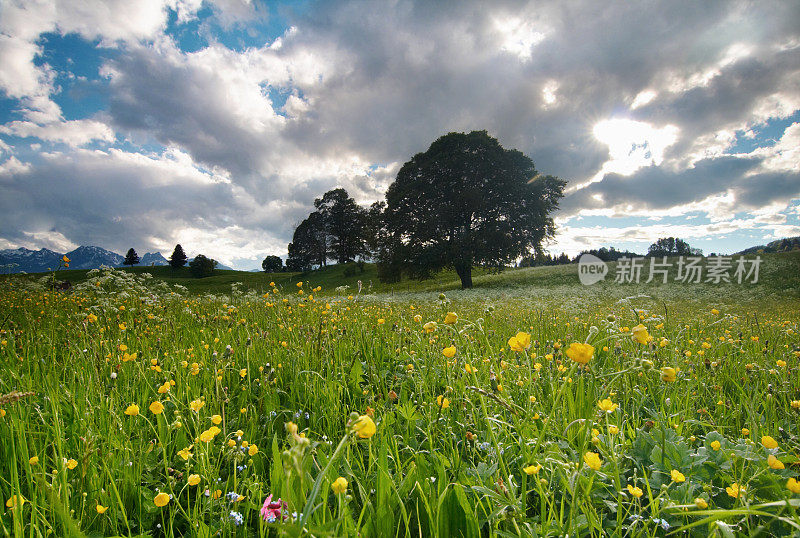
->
726, 483, 743, 498
583, 451, 602, 470
188, 474, 201, 486
248, 444, 258, 456
631, 324, 651, 344
442, 345, 456, 358
523, 464, 542, 475
566, 343, 594, 364
29, 456, 39, 466
423, 321, 437, 333
154, 492, 170, 507
508, 332, 531, 352
695, 497, 708, 509
597, 398, 618, 413
761, 435, 778, 449
436, 395, 450, 409
444, 312, 458, 324
5, 495, 25, 509
66, 459, 78, 470
96, 504, 108, 514
149, 401, 165, 415
331, 476, 348, 494
710, 440, 721, 451
787, 478, 800, 494
190, 398, 205, 413
211, 414, 222, 425
768, 455, 785, 470
626, 485, 643, 498
671, 469, 685, 483
660, 367, 677, 383
352, 414, 376, 439
124, 404, 139, 416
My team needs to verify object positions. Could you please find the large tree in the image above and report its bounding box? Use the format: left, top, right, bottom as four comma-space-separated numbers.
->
123, 248, 139, 266
286, 211, 327, 271
647, 237, 701, 257
314, 188, 367, 264
169, 244, 188, 268
262, 255, 283, 273
384, 130, 566, 289
189, 254, 217, 277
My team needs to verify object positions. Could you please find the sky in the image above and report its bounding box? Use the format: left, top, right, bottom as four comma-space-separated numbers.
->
0, 0, 798, 270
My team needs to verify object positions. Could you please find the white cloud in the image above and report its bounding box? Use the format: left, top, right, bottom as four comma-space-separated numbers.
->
0, 119, 115, 147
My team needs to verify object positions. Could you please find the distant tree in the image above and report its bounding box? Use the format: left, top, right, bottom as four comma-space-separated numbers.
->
286, 212, 327, 271
123, 248, 140, 266
647, 237, 701, 257
262, 255, 283, 273
364, 201, 388, 259
314, 188, 368, 264
384, 130, 566, 289
189, 254, 217, 278
169, 244, 188, 268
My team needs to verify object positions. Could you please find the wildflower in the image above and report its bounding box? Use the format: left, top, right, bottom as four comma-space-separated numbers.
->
331, 477, 348, 494
583, 451, 602, 471
423, 321, 437, 333
694, 497, 708, 509
464, 363, 475, 374
768, 455, 785, 470
631, 324, 652, 344
566, 343, 594, 364
725, 483, 743, 498
524, 464, 542, 475
761, 435, 778, 449
711, 308, 719, 315
154, 492, 170, 507
149, 401, 165, 415
436, 395, 450, 409
199, 428, 216, 443
597, 398, 618, 413
791, 401, 800, 410
670, 470, 685, 483
710, 440, 721, 451
66, 459, 78, 470
188, 474, 201, 486
627, 485, 643, 498
660, 367, 677, 383
444, 312, 458, 324
608, 425, 619, 435
189, 398, 205, 413
787, 478, 800, 494
741, 428, 750, 436
230, 511, 244, 526
442, 345, 456, 358
211, 414, 222, 425
508, 332, 531, 352
352, 414, 376, 439
177, 447, 192, 460
124, 404, 139, 416
5, 495, 25, 509
261, 495, 287, 522
96, 504, 108, 514
248, 444, 258, 456
29, 456, 39, 466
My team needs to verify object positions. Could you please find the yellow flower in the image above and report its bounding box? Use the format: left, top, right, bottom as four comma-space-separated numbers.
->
710, 440, 721, 451
442, 345, 456, 358
711, 308, 719, 315
566, 343, 594, 364
62, 255, 70, 263
671, 469, 685, 483
149, 401, 165, 415
377, 318, 385, 325
352, 415, 376, 439
29, 456, 39, 466
787, 478, 800, 494
188, 474, 201, 486
597, 398, 618, 413
199, 429, 215, 443
211, 414, 222, 425
768, 455, 785, 470
626, 485, 643, 498
631, 324, 651, 344
436, 395, 450, 409
583, 451, 602, 471
96, 504, 108, 514
725, 483, 743, 498
331, 477, 348, 494
124, 404, 139, 416
5, 495, 25, 509
608, 425, 619, 435
523, 464, 542, 475
508, 332, 531, 352
464, 363, 475, 374
660, 367, 677, 383
66, 459, 78, 470
791, 400, 800, 410
154, 492, 170, 507
177, 447, 192, 460
423, 321, 437, 333
248, 444, 258, 456
741, 428, 750, 436
189, 398, 205, 413
444, 312, 458, 324
695, 497, 708, 509
761, 435, 778, 449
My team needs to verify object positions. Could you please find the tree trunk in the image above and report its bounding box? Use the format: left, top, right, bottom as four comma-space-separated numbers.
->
454, 262, 473, 289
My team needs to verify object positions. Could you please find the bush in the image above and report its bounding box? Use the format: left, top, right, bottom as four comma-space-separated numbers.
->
189, 254, 218, 278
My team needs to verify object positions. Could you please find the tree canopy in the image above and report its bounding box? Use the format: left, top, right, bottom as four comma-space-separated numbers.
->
123, 248, 139, 266
262, 255, 283, 273
647, 237, 701, 257
169, 244, 188, 268
383, 130, 566, 288
189, 254, 217, 278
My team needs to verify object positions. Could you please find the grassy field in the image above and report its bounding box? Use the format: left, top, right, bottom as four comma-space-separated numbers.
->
0, 252, 799, 536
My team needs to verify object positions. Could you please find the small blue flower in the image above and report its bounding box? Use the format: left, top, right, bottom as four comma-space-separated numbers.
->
229, 511, 244, 525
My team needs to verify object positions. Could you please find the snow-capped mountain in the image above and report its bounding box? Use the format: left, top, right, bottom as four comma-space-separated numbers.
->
140, 252, 169, 266
0, 247, 63, 273
65, 246, 125, 270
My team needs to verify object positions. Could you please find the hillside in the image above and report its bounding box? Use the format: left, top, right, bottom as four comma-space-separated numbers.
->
4, 250, 798, 300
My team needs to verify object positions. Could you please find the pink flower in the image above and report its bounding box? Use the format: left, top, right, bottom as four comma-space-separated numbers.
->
261, 495, 287, 523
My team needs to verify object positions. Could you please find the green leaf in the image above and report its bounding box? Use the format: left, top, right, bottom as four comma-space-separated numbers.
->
437, 484, 480, 538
